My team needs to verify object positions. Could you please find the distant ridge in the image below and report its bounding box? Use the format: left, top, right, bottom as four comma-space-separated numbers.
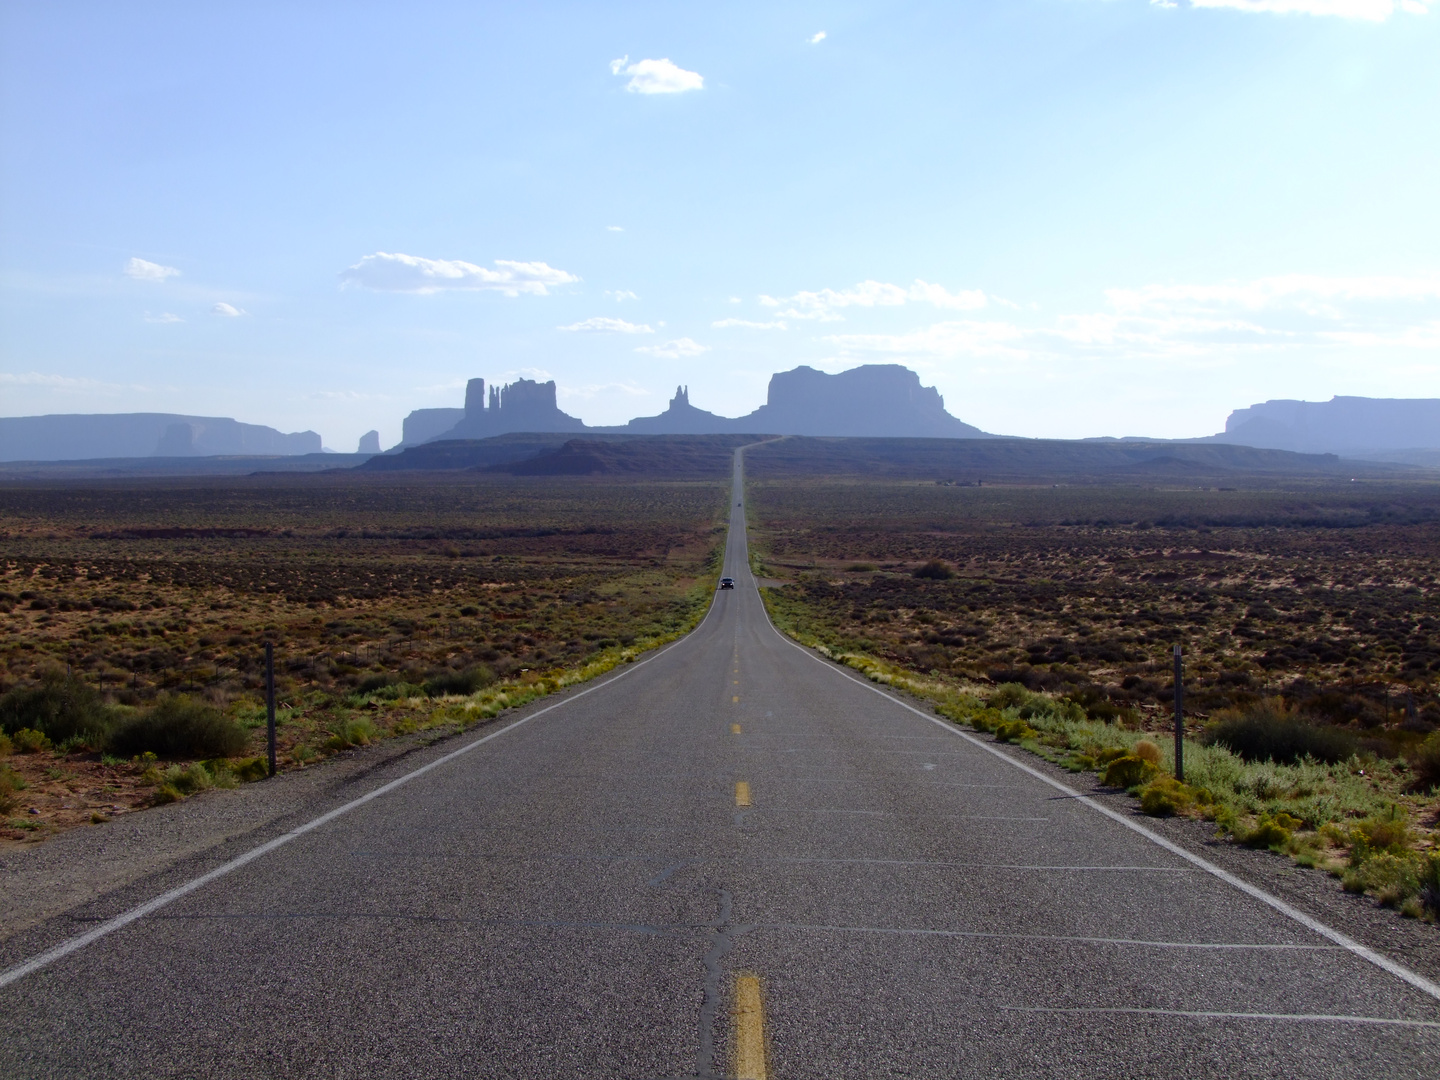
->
0, 413, 321, 462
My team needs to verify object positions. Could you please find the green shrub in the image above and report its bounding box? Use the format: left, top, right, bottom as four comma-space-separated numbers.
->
1407, 731, 1440, 793
1139, 777, 1195, 817
988, 684, 1031, 710
1350, 806, 1410, 858
324, 718, 377, 751
964, 707, 1008, 733
0, 732, 11, 757
108, 696, 248, 760
993, 719, 1036, 743
1101, 754, 1158, 790
1204, 698, 1356, 765
912, 559, 954, 580
1239, 811, 1303, 850
0, 766, 20, 814
1092, 746, 1131, 767
424, 665, 495, 697
357, 673, 394, 694
141, 761, 223, 803
229, 756, 269, 782
12, 728, 51, 754
0, 674, 114, 746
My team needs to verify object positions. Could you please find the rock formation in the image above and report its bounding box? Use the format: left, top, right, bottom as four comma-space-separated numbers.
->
737, 365, 984, 437
0, 413, 321, 462
357, 430, 381, 454
391, 364, 986, 445
1213, 397, 1440, 456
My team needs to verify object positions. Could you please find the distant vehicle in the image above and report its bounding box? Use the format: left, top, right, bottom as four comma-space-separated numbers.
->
719, 577, 735, 590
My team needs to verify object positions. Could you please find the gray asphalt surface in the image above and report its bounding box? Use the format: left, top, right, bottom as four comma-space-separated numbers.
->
2, 448, 1438, 1078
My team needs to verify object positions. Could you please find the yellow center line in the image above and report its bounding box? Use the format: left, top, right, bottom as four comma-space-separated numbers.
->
732, 723, 742, 735
735, 781, 751, 807
733, 695, 740, 703
733, 973, 768, 1080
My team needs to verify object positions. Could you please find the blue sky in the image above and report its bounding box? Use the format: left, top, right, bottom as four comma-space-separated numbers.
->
2, 0, 1437, 449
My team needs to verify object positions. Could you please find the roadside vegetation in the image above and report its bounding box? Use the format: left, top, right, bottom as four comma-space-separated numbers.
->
750, 477, 1440, 923
0, 474, 727, 841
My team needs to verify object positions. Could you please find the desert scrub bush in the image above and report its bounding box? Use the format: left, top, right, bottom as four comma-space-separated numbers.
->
1407, 731, 1440, 793
1237, 811, 1304, 850
424, 665, 496, 697
0, 764, 23, 814
324, 717, 377, 751
1138, 777, 1211, 817
0, 673, 115, 746
142, 761, 230, 804
912, 559, 954, 580
11, 728, 51, 754
1203, 698, 1357, 765
225, 756, 269, 782
108, 695, 248, 759
0, 732, 11, 756
1133, 740, 1161, 766
1101, 754, 1159, 791
1342, 851, 1440, 917
993, 719, 1036, 743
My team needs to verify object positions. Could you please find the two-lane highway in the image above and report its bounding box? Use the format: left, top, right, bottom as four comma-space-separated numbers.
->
1, 447, 1437, 1078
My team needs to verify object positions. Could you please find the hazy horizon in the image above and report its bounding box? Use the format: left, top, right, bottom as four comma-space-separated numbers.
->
2, 1, 1437, 449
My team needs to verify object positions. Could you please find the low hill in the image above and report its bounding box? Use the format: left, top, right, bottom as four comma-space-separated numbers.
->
744, 437, 1421, 483
489, 435, 768, 476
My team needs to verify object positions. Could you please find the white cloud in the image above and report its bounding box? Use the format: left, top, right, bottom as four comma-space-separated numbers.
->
211, 302, 246, 317
605, 289, 639, 302
559, 317, 655, 334
609, 56, 704, 94
636, 337, 709, 358
760, 279, 989, 320
125, 257, 180, 282
712, 318, 788, 330
809, 30, 827, 43
144, 312, 183, 324
822, 273, 1440, 369
340, 252, 579, 296
606, 225, 625, 232
1176, 0, 1428, 18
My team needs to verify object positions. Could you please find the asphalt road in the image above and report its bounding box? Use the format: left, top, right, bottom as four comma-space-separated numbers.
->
2, 448, 1438, 1078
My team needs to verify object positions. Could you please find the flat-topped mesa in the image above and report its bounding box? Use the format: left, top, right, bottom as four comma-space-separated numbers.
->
1214, 396, 1440, 455
746, 364, 984, 438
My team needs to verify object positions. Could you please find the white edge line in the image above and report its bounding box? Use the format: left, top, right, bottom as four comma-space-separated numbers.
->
998, 1006, 1440, 1029
0, 586, 723, 991
761, 594, 1440, 1006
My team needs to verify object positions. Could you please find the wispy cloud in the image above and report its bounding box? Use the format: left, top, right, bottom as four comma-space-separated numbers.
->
144, 312, 183, 324
125, 257, 180, 282
605, 289, 639, 302
823, 274, 1440, 370
341, 252, 579, 296
636, 337, 709, 358
712, 318, 787, 330
809, 30, 827, 43
760, 279, 989, 320
606, 225, 625, 232
610, 56, 704, 94
211, 302, 247, 317
1165, 0, 1429, 19
559, 316, 654, 334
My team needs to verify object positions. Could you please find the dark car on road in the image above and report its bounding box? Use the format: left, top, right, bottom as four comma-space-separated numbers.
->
719, 577, 735, 590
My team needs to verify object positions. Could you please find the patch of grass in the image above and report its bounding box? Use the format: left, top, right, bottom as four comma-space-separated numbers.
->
108, 696, 248, 759
324, 717, 378, 751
